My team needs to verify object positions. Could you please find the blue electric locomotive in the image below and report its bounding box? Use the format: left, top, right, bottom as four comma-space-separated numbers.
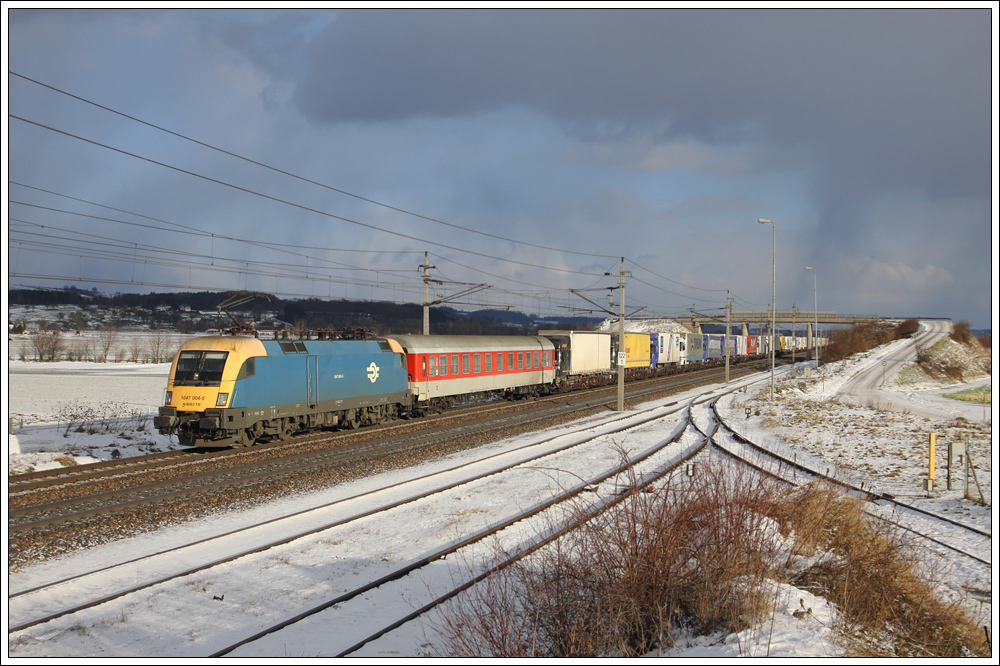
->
154, 335, 410, 447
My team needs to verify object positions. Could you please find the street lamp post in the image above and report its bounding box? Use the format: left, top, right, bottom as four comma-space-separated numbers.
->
806, 266, 818, 368
758, 219, 775, 401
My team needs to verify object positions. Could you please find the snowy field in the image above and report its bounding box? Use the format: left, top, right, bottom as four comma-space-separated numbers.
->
4, 331, 995, 658
7, 360, 175, 473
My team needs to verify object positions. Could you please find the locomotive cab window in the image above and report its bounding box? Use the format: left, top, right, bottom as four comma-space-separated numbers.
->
174, 351, 229, 386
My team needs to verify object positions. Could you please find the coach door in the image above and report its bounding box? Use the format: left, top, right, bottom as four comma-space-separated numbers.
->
306, 355, 319, 406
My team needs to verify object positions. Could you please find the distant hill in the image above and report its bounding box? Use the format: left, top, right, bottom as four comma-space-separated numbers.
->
467, 309, 603, 329
7, 287, 601, 335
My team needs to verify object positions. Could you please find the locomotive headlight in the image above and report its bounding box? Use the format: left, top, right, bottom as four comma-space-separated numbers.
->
164, 391, 172, 406
216, 393, 229, 407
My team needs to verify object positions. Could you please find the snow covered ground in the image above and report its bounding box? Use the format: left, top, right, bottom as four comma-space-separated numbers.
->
4, 326, 995, 658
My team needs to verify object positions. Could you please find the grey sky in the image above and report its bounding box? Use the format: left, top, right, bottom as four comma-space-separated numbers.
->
5, 7, 996, 329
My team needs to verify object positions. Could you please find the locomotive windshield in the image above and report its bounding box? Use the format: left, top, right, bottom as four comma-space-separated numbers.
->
174, 350, 229, 386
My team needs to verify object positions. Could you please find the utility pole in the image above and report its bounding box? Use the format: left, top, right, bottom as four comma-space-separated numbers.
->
725, 291, 731, 383
617, 258, 629, 412
422, 252, 433, 335
419, 253, 488, 335
570, 260, 629, 411
791, 305, 796, 377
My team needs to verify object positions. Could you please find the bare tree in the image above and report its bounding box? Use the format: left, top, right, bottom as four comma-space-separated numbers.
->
147, 329, 175, 363
96, 324, 119, 363
128, 335, 144, 363
30, 331, 63, 362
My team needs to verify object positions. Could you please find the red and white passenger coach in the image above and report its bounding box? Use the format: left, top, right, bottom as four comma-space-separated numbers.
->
387, 334, 557, 412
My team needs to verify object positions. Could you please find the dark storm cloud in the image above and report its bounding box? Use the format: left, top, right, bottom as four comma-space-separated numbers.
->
6, 7, 992, 327
292, 9, 990, 209
286, 8, 992, 322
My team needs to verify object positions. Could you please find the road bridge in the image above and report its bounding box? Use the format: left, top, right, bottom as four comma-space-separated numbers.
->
634, 311, 912, 351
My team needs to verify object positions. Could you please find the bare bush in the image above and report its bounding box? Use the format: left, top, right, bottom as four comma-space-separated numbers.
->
822, 322, 898, 365
949, 320, 973, 344
30, 331, 63, 362
895, 319, 920, 338
433, 466, 988, 658
57, 401, 150, 437
434, 460, 785, 657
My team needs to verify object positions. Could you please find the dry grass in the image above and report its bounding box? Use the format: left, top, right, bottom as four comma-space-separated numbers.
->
432, 467, 989, 658
769, 483, 988, 657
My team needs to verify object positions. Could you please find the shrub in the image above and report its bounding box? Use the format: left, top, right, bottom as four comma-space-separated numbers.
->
434, 461, 785, 657
949, 321, 973, 344
822, 322, 897, 365
895, 319, 920, 338
434, 469, 988, 658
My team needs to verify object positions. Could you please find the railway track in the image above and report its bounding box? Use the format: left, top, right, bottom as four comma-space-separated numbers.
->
8, 366, 754, 568
696, 390, 993, 622
9, 388, 716, 656
708, 398, 992, 566
12, 364, 984, 658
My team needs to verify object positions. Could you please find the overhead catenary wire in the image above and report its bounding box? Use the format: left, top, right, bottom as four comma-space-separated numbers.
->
8, 77, 774, 321
11, 114, 613, 280
10, 71, 620, 261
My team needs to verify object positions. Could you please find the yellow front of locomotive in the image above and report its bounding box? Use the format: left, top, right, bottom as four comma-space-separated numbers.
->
154, 336, 267, 445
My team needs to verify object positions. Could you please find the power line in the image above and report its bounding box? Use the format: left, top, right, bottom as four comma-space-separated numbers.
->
10, 71, 619, 261
11, 114, 611, 279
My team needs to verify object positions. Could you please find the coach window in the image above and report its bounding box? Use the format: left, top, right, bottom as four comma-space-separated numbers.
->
462, 354, 471, 374
517, 352, 524, 370
439, 355, 447, 375
451, 354, 459, 376
534, 351, 540, 368
497, 354, 504, 372
485, 353, 492, 373
473, 354, 481, 374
